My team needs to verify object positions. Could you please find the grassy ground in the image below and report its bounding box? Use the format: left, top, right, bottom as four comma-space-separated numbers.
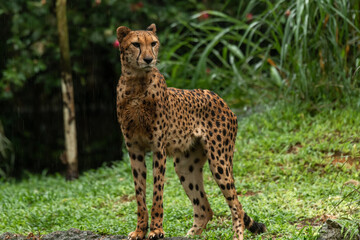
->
0, 102, 359, 239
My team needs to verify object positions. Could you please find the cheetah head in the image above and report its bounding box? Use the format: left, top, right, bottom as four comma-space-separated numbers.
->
116, 24, 159, 72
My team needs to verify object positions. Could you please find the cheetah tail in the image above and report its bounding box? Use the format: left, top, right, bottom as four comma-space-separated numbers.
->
243, 212, 267, 234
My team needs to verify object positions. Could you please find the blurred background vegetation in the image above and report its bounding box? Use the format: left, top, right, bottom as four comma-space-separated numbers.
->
0, 0, 359, 180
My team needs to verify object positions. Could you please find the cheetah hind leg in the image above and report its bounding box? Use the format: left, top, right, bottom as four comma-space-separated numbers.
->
205, 142, 266, 240
173, 142, 213, 236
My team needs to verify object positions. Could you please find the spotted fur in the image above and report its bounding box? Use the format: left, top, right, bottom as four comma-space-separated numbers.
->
116, 24, 266, 240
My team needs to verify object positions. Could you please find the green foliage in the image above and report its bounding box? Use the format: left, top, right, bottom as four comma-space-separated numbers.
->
160, 0, 360, 107
1, 1, 359, 106
0, 1, 57, 98
1, 103, 359, 239
0, 0, 207, 99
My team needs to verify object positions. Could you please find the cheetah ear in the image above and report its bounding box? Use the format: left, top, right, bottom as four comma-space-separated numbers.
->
146, 23, 156, 34
116, 26, 131, 43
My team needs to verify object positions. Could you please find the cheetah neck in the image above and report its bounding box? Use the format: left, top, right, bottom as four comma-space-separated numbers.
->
121, 65, 160, 87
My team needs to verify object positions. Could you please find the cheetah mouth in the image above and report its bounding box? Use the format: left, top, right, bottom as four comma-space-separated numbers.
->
142, 66, 154, 71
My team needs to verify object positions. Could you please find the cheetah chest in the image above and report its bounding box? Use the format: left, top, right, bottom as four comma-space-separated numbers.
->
119, 96, 156, 136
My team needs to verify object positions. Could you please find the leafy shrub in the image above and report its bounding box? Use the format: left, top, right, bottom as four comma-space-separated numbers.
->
160, 0, 360, 107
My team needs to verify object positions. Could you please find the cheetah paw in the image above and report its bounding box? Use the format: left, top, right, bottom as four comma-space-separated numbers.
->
186, 227, 204, 236
128, 230, 146, 240
233, 233, 244, 240
148, 229, 165, 239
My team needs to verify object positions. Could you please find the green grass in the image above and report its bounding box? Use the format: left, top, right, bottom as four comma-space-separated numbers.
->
1, 103, 360, 239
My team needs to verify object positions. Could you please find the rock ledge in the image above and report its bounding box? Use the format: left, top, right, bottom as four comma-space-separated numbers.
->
0, 228, 191, 240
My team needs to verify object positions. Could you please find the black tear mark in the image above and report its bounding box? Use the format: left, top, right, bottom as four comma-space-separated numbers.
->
136, 34, 141, 65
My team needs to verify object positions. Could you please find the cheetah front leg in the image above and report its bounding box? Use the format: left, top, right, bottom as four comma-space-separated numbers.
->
148, 148, 167, 240
173, 145, 213, 237
127, 149, 148, 240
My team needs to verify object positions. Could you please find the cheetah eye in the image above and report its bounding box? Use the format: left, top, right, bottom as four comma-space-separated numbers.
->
151, 41, 157, 47
132, 42, 140, 48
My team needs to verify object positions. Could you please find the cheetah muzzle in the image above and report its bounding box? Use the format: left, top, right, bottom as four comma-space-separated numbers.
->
115, 24, 266, 240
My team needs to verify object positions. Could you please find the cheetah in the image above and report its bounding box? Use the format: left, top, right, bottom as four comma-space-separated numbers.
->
116, 24, 266, 240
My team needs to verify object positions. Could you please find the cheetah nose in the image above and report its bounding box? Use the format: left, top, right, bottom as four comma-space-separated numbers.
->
144, 57, 153, 64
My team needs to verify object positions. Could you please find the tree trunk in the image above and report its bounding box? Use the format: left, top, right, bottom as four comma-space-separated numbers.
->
56, 0, 78, 180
